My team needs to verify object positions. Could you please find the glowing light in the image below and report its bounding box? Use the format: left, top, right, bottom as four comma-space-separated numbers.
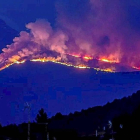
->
31, 57, 59, 63
100, 59, 110, 62
30, 57, 118, 72
132, 66, 140, 70
0, 63, 14, 71
0, 52, 138, 73
15, 60, 26, 64
74, 64, 90, 69
31, 57, 90, 69
99, 58, 119, 63
103, 68, 115, 72
94, 67, 115, 73
0, 54, 118, 73
67, 53, 81, 58
83, 56, 93, 60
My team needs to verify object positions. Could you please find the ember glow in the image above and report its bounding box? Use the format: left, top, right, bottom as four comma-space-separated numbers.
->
0, 52, 138, 72
0, 60, 26, 71
83, 56, 93, 60
15, 60, 26, 64
31, 57, 90, 69
132, 66, 140, 70
0, 63, 14, 71
99, 58, 119, 63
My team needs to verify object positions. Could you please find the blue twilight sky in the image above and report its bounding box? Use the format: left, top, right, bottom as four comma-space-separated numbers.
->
1, 0, 140, 31
0, 0, 56, 30
1, 0, 140, 126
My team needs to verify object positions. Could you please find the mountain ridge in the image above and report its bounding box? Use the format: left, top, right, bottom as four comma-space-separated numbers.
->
0, 19, 18, 52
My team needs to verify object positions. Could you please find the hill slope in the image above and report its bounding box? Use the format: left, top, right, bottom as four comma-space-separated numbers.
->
0, 61, 140, 125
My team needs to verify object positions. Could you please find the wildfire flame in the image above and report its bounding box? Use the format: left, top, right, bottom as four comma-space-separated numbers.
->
15, 60, 26, 64
0, 60, 26, 71
0, 63, 14, 71
83, 56, 93, 60
0, 52, 139, 73
31, 57, 90, 69
99, 58, 119, 63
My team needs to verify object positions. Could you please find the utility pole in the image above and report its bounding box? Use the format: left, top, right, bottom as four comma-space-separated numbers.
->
38, 123, 48, 140
112, 130, 114, 140
96, 130, 98, 137
24, 102, 31, 140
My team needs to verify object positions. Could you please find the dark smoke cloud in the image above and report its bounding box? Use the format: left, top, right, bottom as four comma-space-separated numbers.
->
1, 0, 140, 69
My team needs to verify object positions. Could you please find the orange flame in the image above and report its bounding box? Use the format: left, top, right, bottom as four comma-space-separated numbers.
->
99, 58, 119, 63
15, 60, 26, 64
1, 52, 139, 73
83, 56, 93, 60
0, 63, 14, 71
0, 60, 26, 71
31, 57, 90, 69
0, 53, 118, 73
67, 53, 81, 58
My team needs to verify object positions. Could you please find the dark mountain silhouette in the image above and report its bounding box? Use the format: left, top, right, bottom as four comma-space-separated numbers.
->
0, 19, 18, 52
0, 90, 140, 140
48, 90, 140, 136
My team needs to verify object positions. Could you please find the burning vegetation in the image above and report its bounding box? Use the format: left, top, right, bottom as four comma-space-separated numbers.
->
1, 0, 140, 72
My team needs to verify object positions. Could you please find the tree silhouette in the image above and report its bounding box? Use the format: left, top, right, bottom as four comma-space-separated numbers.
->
35, 108, 48, 123
0, 123, 2, 134
54, 112, 63, 120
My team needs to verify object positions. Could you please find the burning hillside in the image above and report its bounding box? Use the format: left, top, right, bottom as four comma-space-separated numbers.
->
0, 50, 138, 72
0, 0, 140, 72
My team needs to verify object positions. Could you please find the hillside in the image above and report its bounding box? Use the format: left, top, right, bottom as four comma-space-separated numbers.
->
0, 61, 140, 126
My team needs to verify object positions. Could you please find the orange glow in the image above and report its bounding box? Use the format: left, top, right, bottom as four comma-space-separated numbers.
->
0, 60, 26, 71
100, 59, 110, 62
99, 58, 119, 63
0, 57, 117, 72
31, 57, 90, 69
132, 66, 140, 70
1, 52, 138, 73
30, 57, 117, 72
31, 57, 60, 63
0, 63, 14, 71
83, 56, 93, 60
67, 53, 81, 58
94, 67, 115, 73
0, 55, 117, 73
15, 60, 26, 64
74, 64, 90, 69
103, 68, 115, 72
72, 54, 81, 58
67, 53, 93, 60
67, 53, 119, 63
